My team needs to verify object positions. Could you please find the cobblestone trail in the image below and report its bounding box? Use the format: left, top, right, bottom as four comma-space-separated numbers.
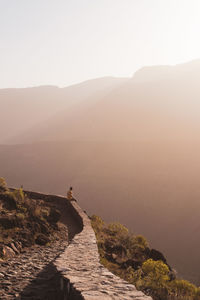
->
55, 201, 152, 300
0, 240, 68, 300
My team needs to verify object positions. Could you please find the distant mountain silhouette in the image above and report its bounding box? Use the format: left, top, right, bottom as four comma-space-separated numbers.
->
0, 77, 127, 144
1, 59, 200, 284
9, 59, 200, 144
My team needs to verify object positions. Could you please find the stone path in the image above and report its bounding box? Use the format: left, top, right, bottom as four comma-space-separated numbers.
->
0, 240, 68, 300
55, 201, 152, 300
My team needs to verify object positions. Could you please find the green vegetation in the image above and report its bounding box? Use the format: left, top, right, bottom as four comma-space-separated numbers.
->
0, 177, 8, 193
91, 215, 200, 300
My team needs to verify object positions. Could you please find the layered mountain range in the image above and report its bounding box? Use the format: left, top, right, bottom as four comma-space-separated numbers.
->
1, 59, 200, 284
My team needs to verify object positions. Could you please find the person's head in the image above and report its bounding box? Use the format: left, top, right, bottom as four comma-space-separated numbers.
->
70, 186, 73, 190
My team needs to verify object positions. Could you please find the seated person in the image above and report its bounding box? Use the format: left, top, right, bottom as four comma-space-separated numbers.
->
67, 186, 74, 201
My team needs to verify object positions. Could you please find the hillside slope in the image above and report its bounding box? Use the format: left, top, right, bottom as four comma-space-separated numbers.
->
0, 178, 67, 255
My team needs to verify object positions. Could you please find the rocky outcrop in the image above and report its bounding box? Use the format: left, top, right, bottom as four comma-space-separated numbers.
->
55, 201, 152, 300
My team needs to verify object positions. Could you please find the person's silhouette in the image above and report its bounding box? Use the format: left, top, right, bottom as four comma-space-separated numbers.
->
67, 186, 73, 200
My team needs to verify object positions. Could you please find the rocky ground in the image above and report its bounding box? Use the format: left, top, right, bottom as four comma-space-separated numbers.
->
0, 240, 68, 300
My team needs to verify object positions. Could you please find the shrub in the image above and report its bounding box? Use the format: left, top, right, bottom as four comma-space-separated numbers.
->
142, 259, 170, 281
169, 279, 200, 299
91, 215, 104, 233
12, 188, 25, 202
0, 177, 8, 193
134, 259, 170, 299
134, 235, 149, 249
107, 222, 129, 236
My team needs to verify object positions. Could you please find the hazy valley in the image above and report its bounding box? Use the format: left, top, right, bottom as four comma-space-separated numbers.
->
1, 60, 200, 284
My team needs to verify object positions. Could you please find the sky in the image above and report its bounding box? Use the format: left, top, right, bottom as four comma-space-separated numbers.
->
1, 0, 200, 88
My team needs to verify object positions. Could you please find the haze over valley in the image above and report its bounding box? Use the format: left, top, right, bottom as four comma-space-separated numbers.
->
1, 59, 200, 284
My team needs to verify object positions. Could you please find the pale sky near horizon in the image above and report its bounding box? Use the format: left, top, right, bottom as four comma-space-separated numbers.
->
1, 0, 200, 88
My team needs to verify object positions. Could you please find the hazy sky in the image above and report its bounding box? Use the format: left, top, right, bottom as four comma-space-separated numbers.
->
1, 0, 200, 88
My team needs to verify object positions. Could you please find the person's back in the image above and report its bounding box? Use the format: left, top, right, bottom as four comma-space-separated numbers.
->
67, 186, 73, 200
